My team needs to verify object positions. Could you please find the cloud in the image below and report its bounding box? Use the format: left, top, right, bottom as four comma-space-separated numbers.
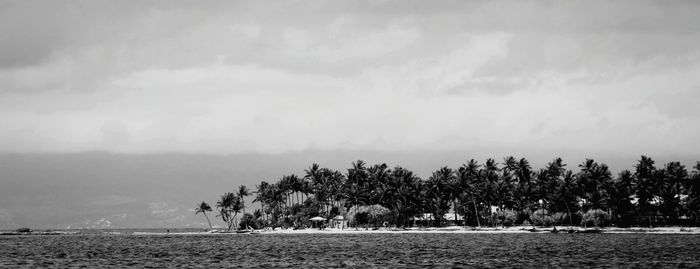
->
149, 202, 180, 219
1, 1, 700, 156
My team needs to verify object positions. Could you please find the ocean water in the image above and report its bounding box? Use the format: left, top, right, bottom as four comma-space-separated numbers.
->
1, 233, 699, 268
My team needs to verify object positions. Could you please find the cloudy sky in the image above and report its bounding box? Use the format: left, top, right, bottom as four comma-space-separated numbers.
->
2, 0, 700, 155
2, 0, 700, 229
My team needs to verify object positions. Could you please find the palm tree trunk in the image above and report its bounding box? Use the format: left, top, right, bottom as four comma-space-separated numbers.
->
453, 200, 458, 226
499, 202, 504, 228
203, 212, 213, 229
472, 197, 480, 227
564, 202, 573, 228
490, 203, 495, 228
233, 212, 239, 231
260, 201, 265, 221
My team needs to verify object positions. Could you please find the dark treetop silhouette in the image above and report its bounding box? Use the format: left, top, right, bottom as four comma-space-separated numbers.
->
199, 156, 700, 230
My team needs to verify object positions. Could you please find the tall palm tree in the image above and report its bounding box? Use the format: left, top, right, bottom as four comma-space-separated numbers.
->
231, 196, 243, 229
367, 163, 390, 227
268, 183, 287, 227
382, 166, 423, 228
557, 170, 579, 227
425, 167, 455, 227
537, 158, 567, 227
195, 201, 213, 229
634, 156, 659, 227
659, 162, 687, 225
512, 157, 534, 223
237, 185, 251, 216
685, 162, 700, 224
292, 174, 303, 205
457, 159, 482, 227
345, 160, 369, 227
254, 181, 270, 221
216, 192, 238, 231
606, 170, 634, 226
305, 164, 327, 214
577, 159, 611, 211
480, 159, 500, 227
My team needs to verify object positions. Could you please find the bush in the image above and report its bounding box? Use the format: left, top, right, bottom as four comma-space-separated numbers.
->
238, 213, 258, 230
354, 212, 370, 226
16, 227, 31, 233
496, 209, 518, 227
551, 212, 568, 225
530, 209, 555, 227
581, 209, 611, 227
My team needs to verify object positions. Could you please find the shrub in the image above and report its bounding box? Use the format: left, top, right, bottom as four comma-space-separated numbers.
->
238, 213, 259, 230
551, 212, 568, 225
581, 209, 611, 227
529, 209, 554, 227
495, 209, 518, 227
354, 212, 370, 226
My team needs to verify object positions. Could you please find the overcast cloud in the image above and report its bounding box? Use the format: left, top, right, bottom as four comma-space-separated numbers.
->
1, 0, 700, 155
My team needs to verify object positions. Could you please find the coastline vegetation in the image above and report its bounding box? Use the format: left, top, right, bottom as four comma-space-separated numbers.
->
197, 156, 700, 230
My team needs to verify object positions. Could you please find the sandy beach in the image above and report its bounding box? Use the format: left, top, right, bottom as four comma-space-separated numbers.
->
4, 226, 699, 236
120, 226, 700, 236
252, 226, 700, 235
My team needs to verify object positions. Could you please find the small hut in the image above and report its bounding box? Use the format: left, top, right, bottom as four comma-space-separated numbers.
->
331, 215, 348, 229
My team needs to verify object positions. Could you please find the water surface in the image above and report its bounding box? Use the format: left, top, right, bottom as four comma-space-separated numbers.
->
2, 233, 699, 268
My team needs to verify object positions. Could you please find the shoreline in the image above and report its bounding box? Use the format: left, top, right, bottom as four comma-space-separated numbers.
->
3, 226, 700, 236
244, 226, 700, 235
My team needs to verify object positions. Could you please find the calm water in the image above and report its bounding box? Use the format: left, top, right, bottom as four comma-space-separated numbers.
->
1, 233, 699, 268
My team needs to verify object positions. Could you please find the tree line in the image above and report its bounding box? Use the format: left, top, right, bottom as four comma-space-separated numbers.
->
196, 156, 700, 230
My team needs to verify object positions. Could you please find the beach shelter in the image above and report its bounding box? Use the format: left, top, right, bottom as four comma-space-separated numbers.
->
332, 216, 347, 229
310, 216, 326, 228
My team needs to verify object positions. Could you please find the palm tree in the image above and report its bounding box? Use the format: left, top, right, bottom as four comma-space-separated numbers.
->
195, 201, 213, 229
216, 192, 238, 231
367, 163, 390, 228
237, 185, 251, 216
305, 164, 327, 215
634, 156, 659, 227
268, 183, 287, 228
457, 159, 482, 227
425, 167, 454, 227
345, 160, 369, 228
231, 196, 243, 229
493, 157, 518, 226
254, 181, 271, 222
480, 159, 500, 227
557, 170, 579, 227
385, 166, 423, 228
606, 170, 634, 226
512, 157, 534, 224
684, 162, 700, 224
292, 174, 303, 205
538, 158, 567, 227
659, 162, 687, 225
577, 159, 611, 211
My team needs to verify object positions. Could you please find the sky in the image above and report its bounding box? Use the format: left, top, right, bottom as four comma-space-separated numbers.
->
1, 0, 700, 155
2, 0, 700, 229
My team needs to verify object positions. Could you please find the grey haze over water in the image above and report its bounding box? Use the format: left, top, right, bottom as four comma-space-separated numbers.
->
1, 151, 698, 229
1, 0, 700, 228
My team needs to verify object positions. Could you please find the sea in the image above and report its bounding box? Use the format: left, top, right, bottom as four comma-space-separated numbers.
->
1, 231, 699, 268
